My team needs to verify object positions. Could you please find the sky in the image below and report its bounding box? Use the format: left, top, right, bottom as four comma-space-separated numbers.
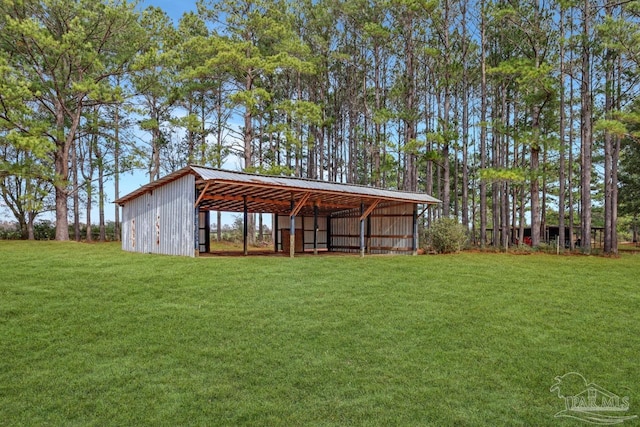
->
140, 0, 197, 21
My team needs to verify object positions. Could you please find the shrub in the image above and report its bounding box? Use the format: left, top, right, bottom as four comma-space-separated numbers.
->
0, 228, 22, 240
425, 217, 468, 254
511, 244, 534, 254
34, 220, 56, 240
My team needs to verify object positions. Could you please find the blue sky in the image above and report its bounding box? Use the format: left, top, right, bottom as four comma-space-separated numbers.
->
140, 0, 197, 21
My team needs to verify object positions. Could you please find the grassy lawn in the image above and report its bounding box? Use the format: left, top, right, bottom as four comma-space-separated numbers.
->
620, 242, 640, 253
1, 241, 639, 426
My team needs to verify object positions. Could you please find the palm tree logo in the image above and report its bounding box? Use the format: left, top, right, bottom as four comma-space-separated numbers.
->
550, 372, 637, 425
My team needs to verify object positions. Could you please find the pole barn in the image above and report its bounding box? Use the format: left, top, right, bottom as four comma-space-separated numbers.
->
115, 166, 440, 257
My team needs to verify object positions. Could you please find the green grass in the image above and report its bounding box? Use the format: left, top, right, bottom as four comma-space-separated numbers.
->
1, 241, 639, 426
620, 242, 640, 252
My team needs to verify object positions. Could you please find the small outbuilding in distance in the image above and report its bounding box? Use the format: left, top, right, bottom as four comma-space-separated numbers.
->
114, 165, 441, 257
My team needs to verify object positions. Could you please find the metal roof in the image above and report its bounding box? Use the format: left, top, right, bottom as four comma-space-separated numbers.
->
115, 165, 440, 215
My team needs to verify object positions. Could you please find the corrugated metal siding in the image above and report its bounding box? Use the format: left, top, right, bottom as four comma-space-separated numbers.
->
303, 216, 327, 250
331, 203, 415, 254
330, 210, 360, 253
369, 203, 414, 254
121, 174, 196, 257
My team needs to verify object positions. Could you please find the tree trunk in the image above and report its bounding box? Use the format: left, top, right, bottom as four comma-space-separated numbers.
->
558, 5, 566, 251
85, 178, 93, 243
530, 22, 542, 248
84, 132, 94, 243
244, 70, 255, 245
441, 0, 451, 216
530, 143, 540, 247
27, 211, 35, 240
54, 180, 70, 241
569, 74, 575, 251
462, 79, 469, 231
612, 53, 623, 254
603, 26, 613, 253
402, 11, 417, 192
491, 84, 502, 248
519, 146, 526, 245
54, 92, 84, 241
98, 152, 106, 242
502, 96, 510, 250
72, 139, 80, 241
480, 8, 488, 247
603, 0, 618, 255
580, 0, 592, 254
150, 120, 161, 182
542, 147, 548, 244
373, 43, 382, 188
461, 0, 470, 232
114, 101, 121, 242
216, 83, 224, 241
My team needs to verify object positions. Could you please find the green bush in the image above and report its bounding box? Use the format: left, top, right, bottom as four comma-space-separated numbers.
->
425, 217, 468, 254
34, 220, 56, 240
535, 242, 553, 253
0, 227, 22, 240
511, 244, 534, 254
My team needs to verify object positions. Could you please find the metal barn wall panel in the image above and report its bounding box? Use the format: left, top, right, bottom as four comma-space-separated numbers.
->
369, 203, 414, 254
303, 216, 328, 250
121, 174, 196, 257
330, 214, 360, 253
276, 215, 303, 230
330, 203, 415, 254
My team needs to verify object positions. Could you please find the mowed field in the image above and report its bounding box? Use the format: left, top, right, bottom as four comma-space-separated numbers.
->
1, 241, 639, 426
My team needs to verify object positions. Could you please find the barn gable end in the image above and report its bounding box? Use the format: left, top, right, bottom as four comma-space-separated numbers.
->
121, 174, 196, 257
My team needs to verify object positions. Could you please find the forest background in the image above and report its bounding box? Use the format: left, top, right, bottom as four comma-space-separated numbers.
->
2, 0, 640, 255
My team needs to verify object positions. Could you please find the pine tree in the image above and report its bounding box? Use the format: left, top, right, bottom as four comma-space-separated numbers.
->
0, 0, 145, 240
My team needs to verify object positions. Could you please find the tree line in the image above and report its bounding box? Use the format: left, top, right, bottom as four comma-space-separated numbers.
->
1, 0, 640, 253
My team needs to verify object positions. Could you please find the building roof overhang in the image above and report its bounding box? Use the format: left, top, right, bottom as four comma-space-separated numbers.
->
115, 165, 441, 216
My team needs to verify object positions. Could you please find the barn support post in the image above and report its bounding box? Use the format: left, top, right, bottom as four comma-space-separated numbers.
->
290, 200, 295, 258
412, 204, 419, 256
360, 202, 365, 257
366, 213, 371, 254
313, 204, 319, 255
359, 200, 380, 257
203, 210, 210, 253
274, 214, 279, 253
243, 196, 248, 256
194, 205, 200, 257
289, 192, 311, 258
327, 215, 332, 252
301, 215, 306, 252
